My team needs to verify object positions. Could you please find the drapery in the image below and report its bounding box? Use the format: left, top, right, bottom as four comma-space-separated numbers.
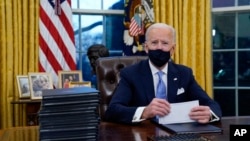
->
0, 0, 212, 128
0, 0, 39, 128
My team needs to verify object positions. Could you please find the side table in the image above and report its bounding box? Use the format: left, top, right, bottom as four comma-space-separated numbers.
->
11, 99, 41, 126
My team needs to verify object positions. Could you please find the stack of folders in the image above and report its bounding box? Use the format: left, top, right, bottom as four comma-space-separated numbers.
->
39, 87, 100, 141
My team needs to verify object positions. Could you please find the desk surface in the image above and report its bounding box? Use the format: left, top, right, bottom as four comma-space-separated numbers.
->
0, 116, 250, 141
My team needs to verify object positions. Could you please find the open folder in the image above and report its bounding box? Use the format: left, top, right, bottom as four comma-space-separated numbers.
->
151, 119, 222, 134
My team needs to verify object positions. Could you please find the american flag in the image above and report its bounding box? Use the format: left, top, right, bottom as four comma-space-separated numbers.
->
39, 0, 76, 88
129, 13, 143, 36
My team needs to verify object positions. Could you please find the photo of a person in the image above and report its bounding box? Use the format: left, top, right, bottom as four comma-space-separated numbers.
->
58, 71, 82, 88
16, 75, 31, 98
61, 74, 80, 88
31, 75, 50, 96
28, 73, 53, 99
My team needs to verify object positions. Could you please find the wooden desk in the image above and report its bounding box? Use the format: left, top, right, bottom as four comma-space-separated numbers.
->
0, 116, 250, 141
11, 99, 41, 126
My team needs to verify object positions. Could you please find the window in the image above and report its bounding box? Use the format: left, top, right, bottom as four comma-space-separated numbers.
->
72, 0, 124, 88
212, 0, 250, 116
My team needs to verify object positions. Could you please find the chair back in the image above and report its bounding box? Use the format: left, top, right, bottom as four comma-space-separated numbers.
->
95, 56, 147, 120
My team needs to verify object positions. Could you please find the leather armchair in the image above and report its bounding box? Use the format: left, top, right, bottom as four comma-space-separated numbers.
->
95, 56, 147, 120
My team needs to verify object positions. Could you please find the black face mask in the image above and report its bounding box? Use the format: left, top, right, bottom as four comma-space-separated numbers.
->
148, 49, 170, 67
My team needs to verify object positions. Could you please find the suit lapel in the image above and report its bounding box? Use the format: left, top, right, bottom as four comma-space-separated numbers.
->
139, 61, 180, 103
167, 62, 179, 102
140, 60, 155, 103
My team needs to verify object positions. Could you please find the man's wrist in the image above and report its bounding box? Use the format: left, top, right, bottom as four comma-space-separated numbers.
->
132, 107, 146, 123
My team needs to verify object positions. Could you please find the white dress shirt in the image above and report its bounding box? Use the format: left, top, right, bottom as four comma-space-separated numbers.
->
132, 60, 168, 122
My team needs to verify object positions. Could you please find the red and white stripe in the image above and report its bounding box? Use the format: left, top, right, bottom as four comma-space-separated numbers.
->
129, 17, 142, 36
39, 0, 76, 88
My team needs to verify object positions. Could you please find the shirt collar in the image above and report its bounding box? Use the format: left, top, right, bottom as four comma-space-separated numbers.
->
148, 60, 168, 75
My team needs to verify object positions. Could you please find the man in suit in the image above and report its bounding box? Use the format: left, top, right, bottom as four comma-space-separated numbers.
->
104, 23, 222, 124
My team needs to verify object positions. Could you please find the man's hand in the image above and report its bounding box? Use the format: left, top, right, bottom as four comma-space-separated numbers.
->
189, 106, 211, 123
141, 98, 171, 119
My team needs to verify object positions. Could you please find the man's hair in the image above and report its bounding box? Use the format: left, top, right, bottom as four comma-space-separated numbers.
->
145, 23, 176, 43
87, 44, 109, 57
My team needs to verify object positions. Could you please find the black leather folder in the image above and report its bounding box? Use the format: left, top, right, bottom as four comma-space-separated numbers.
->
152, 119, 222, 134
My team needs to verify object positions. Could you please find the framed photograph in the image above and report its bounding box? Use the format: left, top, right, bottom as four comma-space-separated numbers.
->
68, 81, 91, 88
28, 72, 53, 100
58, 70, 83, 88
16, 75, 31, 98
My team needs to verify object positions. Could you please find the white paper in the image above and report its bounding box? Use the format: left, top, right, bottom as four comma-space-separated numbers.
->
159, 100, 199, 124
